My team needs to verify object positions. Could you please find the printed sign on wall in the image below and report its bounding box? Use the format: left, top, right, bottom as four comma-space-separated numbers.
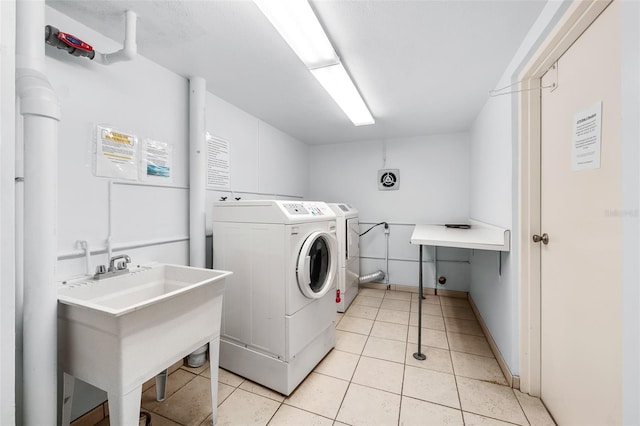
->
206, 133, 230, 189
141, 138, 173, 182
95, 125, 138, 180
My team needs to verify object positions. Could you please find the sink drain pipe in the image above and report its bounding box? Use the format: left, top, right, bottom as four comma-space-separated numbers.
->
16, 0, 62, 424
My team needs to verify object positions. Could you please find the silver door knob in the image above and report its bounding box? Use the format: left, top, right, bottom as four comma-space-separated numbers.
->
532, 233, 549, 245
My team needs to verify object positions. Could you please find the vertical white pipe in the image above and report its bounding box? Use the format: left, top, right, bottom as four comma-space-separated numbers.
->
189, 77, 206, 268
385, 229, 390, 286
78, 241, 90, 275
107, 180, 114, 262
122, 10, 137, 54
16, 0, 61, 424
16, 0, 44, 72
22, 116, 58, 425
434, 246, 438, 295
14, 107, 24, 426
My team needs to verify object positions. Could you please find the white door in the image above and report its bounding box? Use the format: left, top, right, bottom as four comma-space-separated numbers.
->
539, 2, 622, 424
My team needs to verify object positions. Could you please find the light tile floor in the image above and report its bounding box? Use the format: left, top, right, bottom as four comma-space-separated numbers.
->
93, 290, 556, 426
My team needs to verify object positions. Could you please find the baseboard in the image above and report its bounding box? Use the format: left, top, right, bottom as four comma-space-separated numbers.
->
436, 288, 468, 299
359, 282, 469, 299
468, 296, 520, 390
358, 281, 389, 290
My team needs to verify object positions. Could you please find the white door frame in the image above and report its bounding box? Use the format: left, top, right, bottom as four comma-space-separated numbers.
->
517, 0, 612, 396
0, 1, 16, 424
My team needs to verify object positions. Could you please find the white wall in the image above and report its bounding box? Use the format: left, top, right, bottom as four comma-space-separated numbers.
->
309, 134, 471, 291
204, 93, 309, 237
469, 2, 640, 410
44, 6, 190, 417
42, 7, 310, 420
468, 0, 570, 378
620, 1, 640, 423
0, 1, 16, 423
47, 7, 191, 282
469, 94, 512, 227
468, 90, 519, 371
204, 93, 310, 268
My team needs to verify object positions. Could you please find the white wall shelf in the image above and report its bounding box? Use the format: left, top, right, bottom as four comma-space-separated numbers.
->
409, 219, 511, 362
410, 219, 510, 252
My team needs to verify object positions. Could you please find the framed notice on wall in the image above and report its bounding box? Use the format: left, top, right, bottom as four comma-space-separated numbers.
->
206, 133, 230, 189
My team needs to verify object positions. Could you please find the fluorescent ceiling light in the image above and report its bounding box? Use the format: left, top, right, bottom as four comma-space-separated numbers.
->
311, 63, 375, 126
254, 0, 338, 69
254, 0, 375, 126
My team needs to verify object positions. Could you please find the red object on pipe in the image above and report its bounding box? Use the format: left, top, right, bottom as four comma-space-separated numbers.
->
57, 31, 93, 52
44, 25, 95, 59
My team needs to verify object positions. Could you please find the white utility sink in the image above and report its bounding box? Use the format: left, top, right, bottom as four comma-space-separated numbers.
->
58, 263, 231, 426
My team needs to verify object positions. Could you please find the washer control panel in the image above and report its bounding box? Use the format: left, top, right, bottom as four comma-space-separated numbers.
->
281, 202, 332, 218
282, 203, 309, 215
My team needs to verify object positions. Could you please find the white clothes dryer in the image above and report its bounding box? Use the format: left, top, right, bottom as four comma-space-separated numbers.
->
212, 200, 337, 395
327, 203, 360, 312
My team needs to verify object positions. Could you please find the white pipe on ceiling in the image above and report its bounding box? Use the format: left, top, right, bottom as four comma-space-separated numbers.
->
16, 0, 61, 424
93, 10, 137, 65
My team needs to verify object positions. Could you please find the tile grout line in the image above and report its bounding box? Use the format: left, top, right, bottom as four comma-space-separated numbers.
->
442, 302, 529, 426
158, 409, 187, 426
141, 366, 201, 419
510, 388, 534, 426
264, 399, 284, 426
443, 319, 466, 424
278, 400, 337, 424
402, 304, 414, 368
331, 323, 372, 425
397, 320, 410, 426
212, 371, 246, 423
129, 294, 504, 426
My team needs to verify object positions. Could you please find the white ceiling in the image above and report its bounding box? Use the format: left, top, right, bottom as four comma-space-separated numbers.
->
47, 0, 547, 145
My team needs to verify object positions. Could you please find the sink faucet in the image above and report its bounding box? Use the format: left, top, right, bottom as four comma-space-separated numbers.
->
108, 254, 131, 272
93, 254, 132, 280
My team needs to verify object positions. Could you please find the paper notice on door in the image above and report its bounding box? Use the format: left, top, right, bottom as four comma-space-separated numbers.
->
572, 102, 602, 171
206, 133, 230, 189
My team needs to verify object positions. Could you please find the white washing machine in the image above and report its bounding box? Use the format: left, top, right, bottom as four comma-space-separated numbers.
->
327, 203, 360, 313
211, 200, 337, 395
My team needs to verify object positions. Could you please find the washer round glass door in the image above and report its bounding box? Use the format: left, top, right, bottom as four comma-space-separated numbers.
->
296, 231, 337, 299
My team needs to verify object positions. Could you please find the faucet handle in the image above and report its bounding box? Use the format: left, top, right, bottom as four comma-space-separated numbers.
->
95, 265, 107, 275
116, 260, 128, 271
